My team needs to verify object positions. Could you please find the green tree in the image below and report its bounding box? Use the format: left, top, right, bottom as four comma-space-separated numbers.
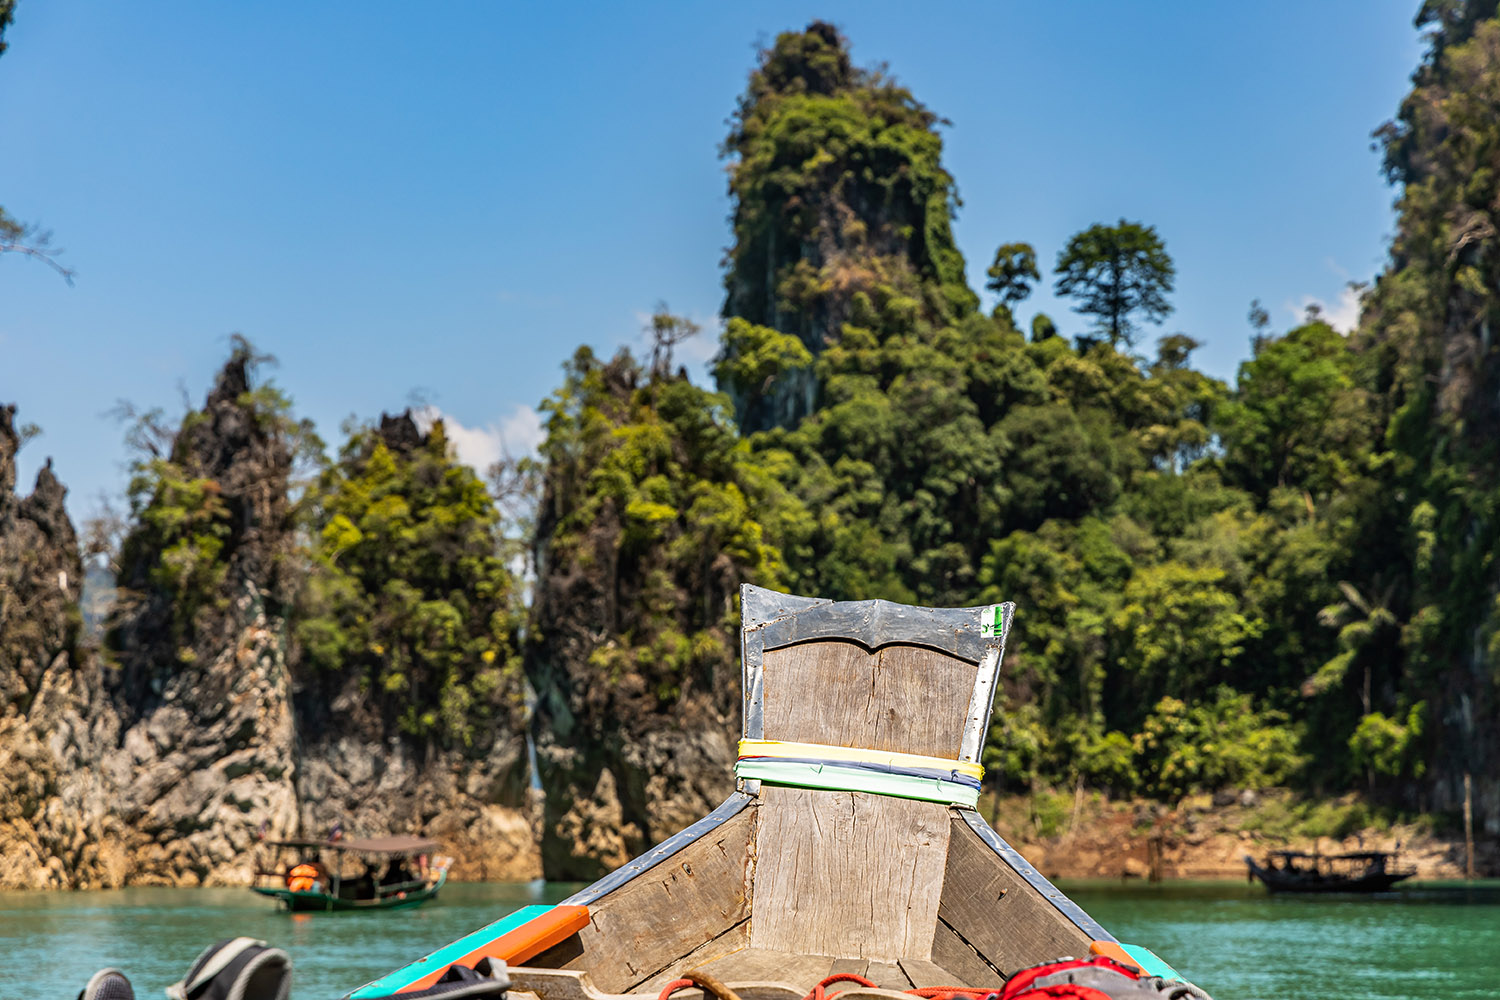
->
296, 413, 524, 745
985, 242, 1040, 316
1031, 313, 1058, 342
1054, 220, 1175, 347
1217, 321, 1375, 497
1111, 562, 1261, 713
1133, 688, 1305, 800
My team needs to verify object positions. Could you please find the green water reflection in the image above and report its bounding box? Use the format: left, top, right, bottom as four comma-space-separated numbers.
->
1, 881, 1495, 999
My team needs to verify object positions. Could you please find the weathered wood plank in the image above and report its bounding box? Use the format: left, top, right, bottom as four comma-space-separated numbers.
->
928, 920, 1006, 989
864, 960, 910, 990
750, 786, 951, 959
936, 817, 1092, 977
635, 920, 751, 993
896, 958, 961, 989
759, 642, 974, 757
828, 958, 868, 979
698, 948, 835, 990
507, 969, 633, 1000
547, 807, 755, 993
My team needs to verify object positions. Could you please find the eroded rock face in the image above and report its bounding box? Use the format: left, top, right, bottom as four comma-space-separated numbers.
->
0, 383, 539, 890
527, 480, 741, 879
98, 587, 299, 885
100, 354, 302, 884
533, 726, 736, 879
296, 674, 540, 882
0, 404, 118, 889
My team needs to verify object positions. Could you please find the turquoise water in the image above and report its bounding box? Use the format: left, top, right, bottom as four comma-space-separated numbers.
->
1, 881, 1496, 999
1068, 881, 1500, 999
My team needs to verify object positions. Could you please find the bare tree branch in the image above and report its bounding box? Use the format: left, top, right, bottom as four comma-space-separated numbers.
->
0, 219, 76, 284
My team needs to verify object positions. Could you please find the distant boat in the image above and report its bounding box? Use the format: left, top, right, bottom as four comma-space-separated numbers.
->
1246, 849, 1415, 893
251, 835, 452, 912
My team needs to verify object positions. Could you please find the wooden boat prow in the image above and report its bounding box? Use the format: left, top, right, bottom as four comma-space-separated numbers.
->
350, 586, 1189, 999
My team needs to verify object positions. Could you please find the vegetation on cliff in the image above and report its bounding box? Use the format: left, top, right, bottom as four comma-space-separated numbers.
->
296, 412, 527, 746
525, 338, 800, 874
706, 12, 1499, 819
107, 339, 308, 705
8, 3, 1500, 886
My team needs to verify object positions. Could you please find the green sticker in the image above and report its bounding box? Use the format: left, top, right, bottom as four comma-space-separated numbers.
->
980, 604, 1004, 638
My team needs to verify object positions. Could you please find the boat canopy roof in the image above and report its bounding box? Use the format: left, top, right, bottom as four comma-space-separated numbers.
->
264, 835, 440, 855
1267, 849, 1397, 860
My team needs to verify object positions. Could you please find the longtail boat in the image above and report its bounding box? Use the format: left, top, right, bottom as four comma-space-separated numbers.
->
349, 586, 1211, 999
1246, 849, 1415, 894
252, 835, 452, 912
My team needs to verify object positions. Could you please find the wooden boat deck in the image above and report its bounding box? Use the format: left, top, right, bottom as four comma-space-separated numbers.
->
507, 947, 995, 1000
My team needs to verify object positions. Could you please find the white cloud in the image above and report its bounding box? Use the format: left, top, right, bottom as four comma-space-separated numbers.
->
1286, 259, 1364, 333
1287, 283, 1362, 333
412, 404, 544, 472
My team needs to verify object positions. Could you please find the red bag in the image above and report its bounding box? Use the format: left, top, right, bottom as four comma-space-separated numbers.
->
1001, 957, 1143, 1000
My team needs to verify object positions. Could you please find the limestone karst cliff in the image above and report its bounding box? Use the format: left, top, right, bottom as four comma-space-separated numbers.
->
292, 411, 539, 881
525, 348, 790, 879
99, 347, 301, 884
0, 353, 539, 889
0, 404, 119, 888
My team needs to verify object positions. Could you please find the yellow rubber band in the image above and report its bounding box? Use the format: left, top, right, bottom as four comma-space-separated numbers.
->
737, 739, 983, 780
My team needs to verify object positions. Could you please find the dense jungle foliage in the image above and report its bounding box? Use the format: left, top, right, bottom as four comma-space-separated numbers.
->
69, 3, 1500, 814
296, 413, 527, 745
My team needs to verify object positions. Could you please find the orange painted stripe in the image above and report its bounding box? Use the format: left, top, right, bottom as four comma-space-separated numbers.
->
1088, 940, 1142, 973
398, 904, 590, 993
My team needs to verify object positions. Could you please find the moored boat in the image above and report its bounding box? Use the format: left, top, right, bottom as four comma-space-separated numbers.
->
1246, 849, 1414, 894
252, 835, 452, 912
348, 586, 1213, 999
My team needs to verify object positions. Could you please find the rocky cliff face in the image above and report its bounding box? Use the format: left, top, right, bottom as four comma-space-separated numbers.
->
0, 361, 538, 890
0, 405, 122, 888
100, 353, 301, 884
294, 680, 541, 881
526, 352, 769, 880
718, 22, 976, 434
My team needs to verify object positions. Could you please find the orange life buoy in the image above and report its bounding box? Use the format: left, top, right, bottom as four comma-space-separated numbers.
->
287, 862, 319, 893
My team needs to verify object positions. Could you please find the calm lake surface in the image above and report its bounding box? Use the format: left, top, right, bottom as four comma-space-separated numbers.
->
2, 880, 1497, 1000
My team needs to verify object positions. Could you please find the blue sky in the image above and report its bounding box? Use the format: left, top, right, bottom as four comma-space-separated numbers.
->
1, 2, 1425, 521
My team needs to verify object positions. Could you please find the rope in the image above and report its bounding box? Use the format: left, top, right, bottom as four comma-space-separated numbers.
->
657, 971, 998, 1000
657, 971, 745, 1000
803, 973, 876, 1000
735, 740, 984, 807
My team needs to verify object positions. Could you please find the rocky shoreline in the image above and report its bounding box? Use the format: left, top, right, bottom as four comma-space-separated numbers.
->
990, 789, 1496, 883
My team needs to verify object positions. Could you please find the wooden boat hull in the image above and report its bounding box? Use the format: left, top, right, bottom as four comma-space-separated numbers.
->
254, 867, 448, 912
348, 587, 1201, 999
252, 882, 442, 911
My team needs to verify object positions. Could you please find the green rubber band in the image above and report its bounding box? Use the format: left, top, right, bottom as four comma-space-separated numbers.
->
735, 759, 980, 807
